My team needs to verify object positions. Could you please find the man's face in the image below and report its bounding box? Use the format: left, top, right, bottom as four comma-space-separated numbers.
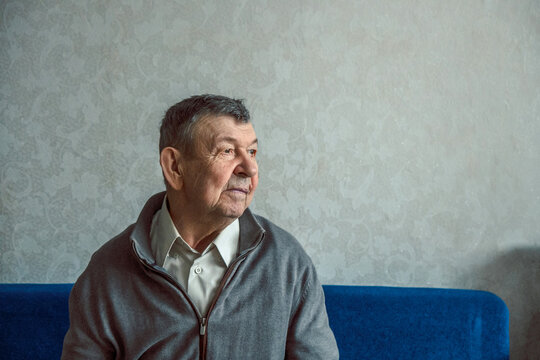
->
180, 115, 259, 221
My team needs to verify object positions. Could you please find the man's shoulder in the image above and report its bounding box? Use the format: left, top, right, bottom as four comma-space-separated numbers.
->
89, 192, 164, 267
253, 213, 294, 238
249, 212, 314, 263
84, 224, 136, 272
100, 223, 134, 251
69, 224, 138, 301
252, 213, 296, 241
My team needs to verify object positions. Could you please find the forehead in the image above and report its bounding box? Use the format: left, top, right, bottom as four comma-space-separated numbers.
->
197, 115, 257, 145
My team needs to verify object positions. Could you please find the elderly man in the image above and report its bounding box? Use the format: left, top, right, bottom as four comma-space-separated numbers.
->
62, 94, 339, 359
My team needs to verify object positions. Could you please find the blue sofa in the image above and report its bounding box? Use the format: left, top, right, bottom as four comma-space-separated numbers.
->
0, 284, 509, 359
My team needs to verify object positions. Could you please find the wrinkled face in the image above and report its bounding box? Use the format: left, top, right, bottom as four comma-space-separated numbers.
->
180, 115, 259, 221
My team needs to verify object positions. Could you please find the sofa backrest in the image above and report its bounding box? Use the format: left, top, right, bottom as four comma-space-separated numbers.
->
324, 285, 509, 359
0, 284, 72, 360
0, 284, 509, 359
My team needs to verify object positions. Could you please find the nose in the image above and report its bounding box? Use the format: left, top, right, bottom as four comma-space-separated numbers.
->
234, 151, 258, 178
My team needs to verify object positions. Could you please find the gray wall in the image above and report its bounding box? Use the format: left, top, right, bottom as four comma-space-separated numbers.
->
1, 0, 539, 357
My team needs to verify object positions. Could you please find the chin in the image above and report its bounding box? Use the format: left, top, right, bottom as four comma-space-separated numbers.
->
219, 205, 248, 219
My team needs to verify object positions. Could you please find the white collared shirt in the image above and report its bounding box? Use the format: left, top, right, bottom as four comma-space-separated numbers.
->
150, 197, 239, 316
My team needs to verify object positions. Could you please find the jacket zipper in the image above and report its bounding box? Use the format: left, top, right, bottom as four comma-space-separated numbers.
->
198, 248, 257, 360
132, 233, 264, 360
199, 317, 207, 360
199, 317, 207, 336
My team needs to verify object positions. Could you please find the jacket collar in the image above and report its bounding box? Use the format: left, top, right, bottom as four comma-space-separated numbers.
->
131, 191, 265, 265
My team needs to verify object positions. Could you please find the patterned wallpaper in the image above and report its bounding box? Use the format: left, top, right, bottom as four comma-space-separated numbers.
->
1, 0, 539, 357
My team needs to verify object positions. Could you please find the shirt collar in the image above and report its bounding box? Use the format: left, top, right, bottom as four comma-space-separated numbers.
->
211, 218, 239, 267
150, 196, 180, 267
150, 195, 239, 267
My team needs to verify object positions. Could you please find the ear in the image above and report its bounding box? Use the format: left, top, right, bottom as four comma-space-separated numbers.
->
160, 147, 183, 191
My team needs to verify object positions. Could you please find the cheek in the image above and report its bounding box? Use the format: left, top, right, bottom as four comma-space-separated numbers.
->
209, 166, 232, 189
251, 175, 259, 192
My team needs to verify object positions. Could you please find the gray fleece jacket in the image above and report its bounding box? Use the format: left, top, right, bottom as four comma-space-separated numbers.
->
62, 192, 339, 359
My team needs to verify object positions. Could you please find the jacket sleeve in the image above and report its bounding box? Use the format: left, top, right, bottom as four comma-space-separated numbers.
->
285, 268, 339, 359
61, 269, 116, 359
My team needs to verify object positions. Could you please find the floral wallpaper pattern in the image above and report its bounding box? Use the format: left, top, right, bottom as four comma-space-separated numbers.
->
1, 0, 539, 357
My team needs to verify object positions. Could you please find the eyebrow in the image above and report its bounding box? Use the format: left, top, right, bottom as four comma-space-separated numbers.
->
217, 136, 258, 146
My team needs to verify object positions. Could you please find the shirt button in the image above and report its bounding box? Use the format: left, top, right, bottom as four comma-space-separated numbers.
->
194, 266, 203, 275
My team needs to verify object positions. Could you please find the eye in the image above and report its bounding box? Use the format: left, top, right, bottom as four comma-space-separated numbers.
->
223, 148, 234, 155
247, 149, 257, 157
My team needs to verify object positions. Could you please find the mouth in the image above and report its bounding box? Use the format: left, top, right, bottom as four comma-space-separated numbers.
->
226, 187, 249, 195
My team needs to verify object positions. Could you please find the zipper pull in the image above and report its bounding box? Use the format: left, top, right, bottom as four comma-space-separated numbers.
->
200, 317, 207, 336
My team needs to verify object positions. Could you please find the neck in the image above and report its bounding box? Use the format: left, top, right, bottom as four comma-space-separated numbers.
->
166, 192, 234, 253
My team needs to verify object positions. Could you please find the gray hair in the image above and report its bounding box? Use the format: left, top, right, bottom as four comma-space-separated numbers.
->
159, 94, 251, 156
